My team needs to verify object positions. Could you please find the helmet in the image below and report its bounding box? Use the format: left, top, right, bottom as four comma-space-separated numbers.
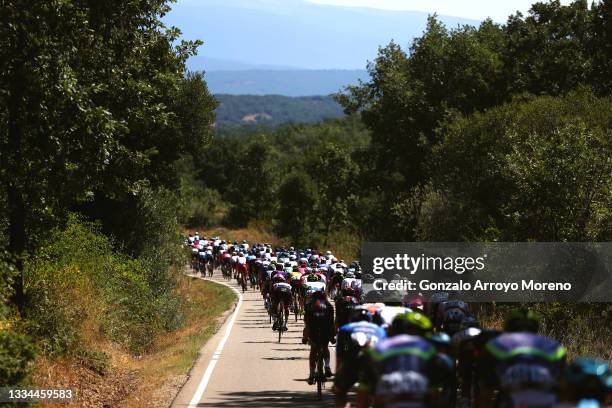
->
243, 240, 247, 243
460, 316, 480, 330
390, 311, 432, 336
311, 289, 326, 299
350, 306, 373, 323
429, 332, 452, 347
273, 275, 286, 283
307, 274, 320, 282
345, 271, 356, 279
504, 309, 540, 333
442, 309, 466, 335
403, 294, 424, 310
564, 357, 611, 401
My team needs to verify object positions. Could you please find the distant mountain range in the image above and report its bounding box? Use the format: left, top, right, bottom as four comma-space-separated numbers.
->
165, 0, 479, 70
205, 69, 368, 96
165, 0, 480, 95
215, 94, 344, 127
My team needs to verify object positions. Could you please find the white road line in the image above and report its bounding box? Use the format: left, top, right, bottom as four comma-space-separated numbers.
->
187, 276, 243, 408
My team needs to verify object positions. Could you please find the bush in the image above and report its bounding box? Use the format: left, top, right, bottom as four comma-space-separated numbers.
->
0, 330, 36, 386
24, 214, 185, 356
0, 257, 36, 386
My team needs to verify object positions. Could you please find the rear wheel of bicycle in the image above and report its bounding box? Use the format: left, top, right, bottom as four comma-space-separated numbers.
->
316, 351, 323, 400
278, 301, 284, 342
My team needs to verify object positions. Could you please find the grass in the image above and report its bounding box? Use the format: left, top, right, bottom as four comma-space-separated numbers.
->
191, 223, 288, 248
121, 275, 236, 407
35, 274, 236, 408
477, 303, 612, 364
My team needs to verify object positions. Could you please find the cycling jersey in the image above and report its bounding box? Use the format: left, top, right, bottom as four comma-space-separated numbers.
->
479, 332, 566, 408
360, 334, 454, 406
303, 281, 326, 297
337, 321, 386, 364
375, 306, 411, 328
304, 297, 335, 344
272, 282, 292, 294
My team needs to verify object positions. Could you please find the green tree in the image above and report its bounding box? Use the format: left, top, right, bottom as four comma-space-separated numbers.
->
306, 142, 358, 240
276, 173, 319, 246
430, 91, 612, 241
226, 136, 279, 226
0, 0, 215, 308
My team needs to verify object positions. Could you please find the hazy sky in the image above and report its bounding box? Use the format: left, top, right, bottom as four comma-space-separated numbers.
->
306, 0, 572, 21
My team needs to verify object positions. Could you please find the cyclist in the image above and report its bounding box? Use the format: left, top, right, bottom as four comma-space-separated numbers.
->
451, 315, 481, 408
560, 357, 611, 407
334, 306, 386, 408
476, 309, 566, 408
427, 292, 449, 328
270, 275, 292, 332
302, 288, 335, 384
357, 311, 454, 408
402, 292, 425, 311
436, 299, 470, 335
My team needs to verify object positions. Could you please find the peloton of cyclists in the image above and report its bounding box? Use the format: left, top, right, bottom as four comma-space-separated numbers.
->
183, 236, 611, 407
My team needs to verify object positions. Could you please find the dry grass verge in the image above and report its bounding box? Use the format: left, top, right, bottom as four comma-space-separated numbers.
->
35, 275, 236, 408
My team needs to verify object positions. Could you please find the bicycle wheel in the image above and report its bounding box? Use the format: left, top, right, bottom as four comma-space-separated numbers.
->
316, 349, 324, 400
278, 301, 284, 343
294, 298, 298, 322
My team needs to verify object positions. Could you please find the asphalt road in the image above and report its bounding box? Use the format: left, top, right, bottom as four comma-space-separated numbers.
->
172, 272, 338, 408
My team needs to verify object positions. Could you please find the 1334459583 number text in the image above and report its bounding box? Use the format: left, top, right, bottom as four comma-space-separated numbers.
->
0, 388, 74, 402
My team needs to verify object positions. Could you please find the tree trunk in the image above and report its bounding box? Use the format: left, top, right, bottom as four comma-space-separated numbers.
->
6, 31, 27, 313
7, 185, 26, 313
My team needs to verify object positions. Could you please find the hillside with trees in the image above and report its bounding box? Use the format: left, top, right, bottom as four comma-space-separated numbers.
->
214, 94, 345, 127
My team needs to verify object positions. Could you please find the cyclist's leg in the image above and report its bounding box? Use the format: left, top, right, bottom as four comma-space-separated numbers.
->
308, 342, 317, 383
323, 344, 332, 376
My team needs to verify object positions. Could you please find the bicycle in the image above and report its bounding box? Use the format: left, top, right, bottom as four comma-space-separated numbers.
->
293, 294, 300, 322
238, 273, 247, 293
264, 296, 273, 324
313, 344, 326, 400
277, 300, 288, 342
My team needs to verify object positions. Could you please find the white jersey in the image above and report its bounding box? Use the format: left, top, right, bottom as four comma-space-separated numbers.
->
237, 256, 247, 265
341, 278, 357, 291
304, 281, 326, 293
378, 306, 411, 326
273, 282, 292, 291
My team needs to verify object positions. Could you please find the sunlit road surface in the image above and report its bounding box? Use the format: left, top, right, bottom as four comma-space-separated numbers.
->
172, 272, 338, 408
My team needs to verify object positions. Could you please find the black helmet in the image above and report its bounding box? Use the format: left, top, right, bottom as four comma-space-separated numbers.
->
504, 309, 540, 333
442, 309, 466, 335
350, 306, 373, 323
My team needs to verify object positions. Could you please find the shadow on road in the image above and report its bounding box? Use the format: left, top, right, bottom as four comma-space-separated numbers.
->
196, 390, 334, 407
261, 356, 308, 361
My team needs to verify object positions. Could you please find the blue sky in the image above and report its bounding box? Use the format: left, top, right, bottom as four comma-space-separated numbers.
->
305, 0, 571, 21
166, 0, 574, 70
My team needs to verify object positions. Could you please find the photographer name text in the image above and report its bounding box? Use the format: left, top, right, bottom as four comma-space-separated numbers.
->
372, 279, 572, 292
